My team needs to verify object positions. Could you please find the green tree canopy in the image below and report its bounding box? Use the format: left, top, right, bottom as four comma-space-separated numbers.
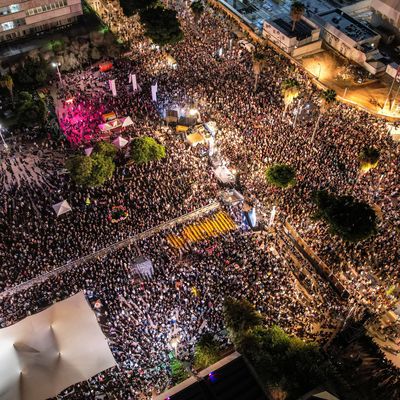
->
0, 74, 14, 101
139, 6, 183, 46
65, 155, 94, 186
313, 190, 377, 242
320, 89, 336, 112
266, 164, 296, 188
193, 333, 223, 370
170, 358, 189, 384
94, 140, 118, 159
130, 136, 166, 164
16, 91, 47, 127
358, 146, 380, 172
119, 0, 158, 16
14, 57, 51, 88
237, 325, 331, 398
66, 153, 115, 187
223, 297, 263, 341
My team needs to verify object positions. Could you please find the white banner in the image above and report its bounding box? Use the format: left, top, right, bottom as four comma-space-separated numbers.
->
108, 79, 117, 97
132, 74, 138, 91
151, 82, 158, 102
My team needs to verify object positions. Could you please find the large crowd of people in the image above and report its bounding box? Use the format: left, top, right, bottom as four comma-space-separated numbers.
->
0, 0, 399, 398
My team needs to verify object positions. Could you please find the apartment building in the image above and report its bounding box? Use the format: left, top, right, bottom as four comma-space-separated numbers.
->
0, 0, 83, 43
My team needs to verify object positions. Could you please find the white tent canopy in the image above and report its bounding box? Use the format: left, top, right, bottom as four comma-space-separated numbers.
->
112, 136, 129, 149
0, 292, 116, 400
84, 147, 93, 156
213, 165, 235, 184
52, 200, 72, 217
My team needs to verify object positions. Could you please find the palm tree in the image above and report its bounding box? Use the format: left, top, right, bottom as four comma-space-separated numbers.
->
310, 89, 336, 143
252, 51, 265, 92
190, 0, 205, 24
1, 74, 14, 105
281, 78, 300, 116
290, 1, 305, 31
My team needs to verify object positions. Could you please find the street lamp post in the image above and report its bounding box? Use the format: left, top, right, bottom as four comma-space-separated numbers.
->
0, 124, 9, 150
52, 62, 63, 86
317, 63, 321, 80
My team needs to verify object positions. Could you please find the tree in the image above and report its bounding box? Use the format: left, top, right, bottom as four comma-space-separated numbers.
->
119, 0, 158, 16
223, 297, 263, 342
190, 0, 205, 24
14, 57, 51, 87
65, 155, 94, 186
0, 75, 14, 103
130, 136, 166, 164
66, 154, 115, 187
193, 333, 222, 370
290, 1, 305, 31
237, 325, 332, 398
266, 164, 296, 189
313, 190, 378, 242
358, 146, 380, 172
139, 6, 183, 46
252, 51, 265, 92
94, 140, 118, 159
281, 78, 300, 115
16, 91, 47, 126
311, 89, 336, 143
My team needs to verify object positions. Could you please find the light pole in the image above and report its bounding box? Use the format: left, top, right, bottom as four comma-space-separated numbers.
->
317, 63, 321, 80
0, 124, 8, 150
52, 62, 63, 86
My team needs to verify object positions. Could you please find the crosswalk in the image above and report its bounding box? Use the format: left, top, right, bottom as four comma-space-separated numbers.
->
166, 210, 236, 248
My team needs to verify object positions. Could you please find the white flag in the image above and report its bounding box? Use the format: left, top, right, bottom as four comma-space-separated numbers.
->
132, 74, 138, 91
128, 73, 132, 83
109, 79, 117, 97
151, 82, 158, 102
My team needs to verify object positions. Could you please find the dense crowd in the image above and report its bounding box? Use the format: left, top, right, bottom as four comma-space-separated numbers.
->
0, 0, 399, 398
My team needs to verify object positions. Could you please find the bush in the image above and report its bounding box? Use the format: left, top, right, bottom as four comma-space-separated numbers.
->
313, 190, 377, 242
193, 333, 223, 370
266, 164, 296, 188
130, 136, 166, 164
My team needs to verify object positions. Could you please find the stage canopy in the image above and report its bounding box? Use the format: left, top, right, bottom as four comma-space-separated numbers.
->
0, 292, 116, 400
52, 200, 72, 217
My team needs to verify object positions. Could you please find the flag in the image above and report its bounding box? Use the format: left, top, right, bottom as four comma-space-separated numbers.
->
132, 74, 138, 91
151, 82, 157, 102
108, 79, 117, 97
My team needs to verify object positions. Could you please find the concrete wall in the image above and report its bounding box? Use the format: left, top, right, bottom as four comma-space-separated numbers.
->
292, 40, 322, 57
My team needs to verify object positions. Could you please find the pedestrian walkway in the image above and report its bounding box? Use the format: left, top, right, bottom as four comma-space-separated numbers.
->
0, 202, 220, 299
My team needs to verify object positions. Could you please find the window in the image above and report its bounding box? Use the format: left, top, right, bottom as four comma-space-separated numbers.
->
26, 1, 68, 17
1, 21, 14, 31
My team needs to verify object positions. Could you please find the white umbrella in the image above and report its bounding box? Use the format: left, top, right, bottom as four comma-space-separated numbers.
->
52, 200, 72, 217
84, 147, 93, 156
112, 136, 128, 149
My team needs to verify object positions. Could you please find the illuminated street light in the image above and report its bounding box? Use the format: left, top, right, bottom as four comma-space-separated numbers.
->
52, 62, 63, 85
0, 124, 8, 150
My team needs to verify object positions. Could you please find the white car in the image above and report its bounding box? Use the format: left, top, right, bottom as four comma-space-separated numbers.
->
238, 39, 255, 53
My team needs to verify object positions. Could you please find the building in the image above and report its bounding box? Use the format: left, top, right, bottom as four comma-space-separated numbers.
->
370, 0, 400, 32
263, 15, 322, 57
313, 9, 386, 74
0, 0, 83, 43
156, 352, 267, 400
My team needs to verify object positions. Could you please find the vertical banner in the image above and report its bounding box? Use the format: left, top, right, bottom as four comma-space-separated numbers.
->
108, 79, 117, 97
151, 82, 158, 102
131, 74, 138, 91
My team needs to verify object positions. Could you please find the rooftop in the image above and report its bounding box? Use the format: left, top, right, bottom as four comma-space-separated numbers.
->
271, 16, 315, 40
319, 9, 379, 42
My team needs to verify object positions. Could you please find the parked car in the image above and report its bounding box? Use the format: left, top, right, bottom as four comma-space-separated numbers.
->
237, 39, 255, 53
